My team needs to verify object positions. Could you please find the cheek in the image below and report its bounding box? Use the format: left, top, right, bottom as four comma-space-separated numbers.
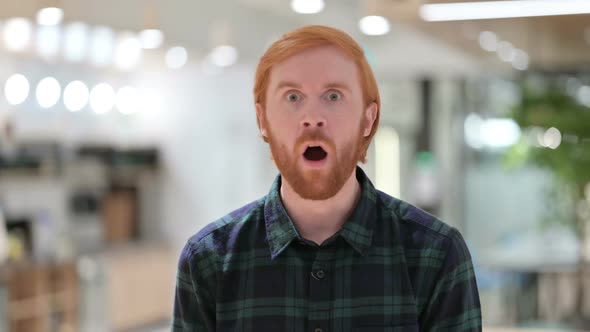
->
266, 111, 298, 137
332, 110, 362, 132
266, 118, 295, 145
266, 101, 296, 124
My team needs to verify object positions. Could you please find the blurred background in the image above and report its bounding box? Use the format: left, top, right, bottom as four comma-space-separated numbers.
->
0, 0, 589, 331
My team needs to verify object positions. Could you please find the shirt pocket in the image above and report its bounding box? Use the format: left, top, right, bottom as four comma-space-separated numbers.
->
352, 324, 419, 332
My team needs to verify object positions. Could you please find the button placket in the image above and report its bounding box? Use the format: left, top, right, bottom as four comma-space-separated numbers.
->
308, 245, 335, 332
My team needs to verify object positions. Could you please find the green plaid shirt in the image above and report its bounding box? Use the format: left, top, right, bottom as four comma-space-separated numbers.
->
173, 167, 481, 331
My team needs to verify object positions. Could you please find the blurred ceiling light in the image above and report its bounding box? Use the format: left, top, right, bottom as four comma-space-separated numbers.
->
165, 46, 188, 69
481, 118, 521, 148
36, 7, 64, 26
478, 31, 497, 51
464, 113, 485, 149
36, 25, 61, 59
465, 114, 521, 149
115, 32, 142, 70
496, 41, 515, 62
89, 83, 115, 114
359, 16, 390, 36
3, 18, 33, 51
116, 86, 140, 115
89, 26, 114, 67
63, 80, 89, 112
543, 127, 562, 149
527, 127, 544, 147
420, 0, 590, 21
290, 0, 325, 14
36, 77, 61, 108
578, 86, 590, 107
64, 22, 89, 62
4, 74, 30, 105
139, 28, 164, 49
512, 49, 529, 70
209, 45, 238, 67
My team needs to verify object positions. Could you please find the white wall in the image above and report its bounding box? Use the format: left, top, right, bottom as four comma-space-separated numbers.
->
147, 64, 277, 246
0, 55, 278, 251
465, 164, 553, 253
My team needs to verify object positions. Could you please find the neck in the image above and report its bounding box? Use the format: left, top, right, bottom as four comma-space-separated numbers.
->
280, 169, 361, 245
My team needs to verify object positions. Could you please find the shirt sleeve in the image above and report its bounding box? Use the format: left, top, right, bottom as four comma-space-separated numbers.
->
171, 242, 216, 331
420, 228, 482, 331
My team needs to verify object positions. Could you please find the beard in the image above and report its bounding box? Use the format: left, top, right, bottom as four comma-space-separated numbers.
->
265, 117, 366, 201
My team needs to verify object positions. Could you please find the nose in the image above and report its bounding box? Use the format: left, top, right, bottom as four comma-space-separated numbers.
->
300, 102, 326, 128
302, 119, 324, 128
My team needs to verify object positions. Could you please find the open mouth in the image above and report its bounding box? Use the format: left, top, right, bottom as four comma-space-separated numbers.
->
303, 146, 328, 161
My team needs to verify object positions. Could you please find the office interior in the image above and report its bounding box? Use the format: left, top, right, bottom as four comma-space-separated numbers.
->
0, 0, 589, 331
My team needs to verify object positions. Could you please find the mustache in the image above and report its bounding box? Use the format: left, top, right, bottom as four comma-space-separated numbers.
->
295, 130, 335, 151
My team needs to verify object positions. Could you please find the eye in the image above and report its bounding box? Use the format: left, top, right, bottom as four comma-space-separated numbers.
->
325, 90, 343, 102
286, 92, 302, 102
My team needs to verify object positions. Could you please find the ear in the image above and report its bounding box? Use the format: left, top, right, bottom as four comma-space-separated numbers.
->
255, 103, 268, 139
362, 102, 378, 137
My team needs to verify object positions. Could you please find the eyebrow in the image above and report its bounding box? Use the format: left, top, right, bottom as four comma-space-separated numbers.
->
273, 81, 352, 94
275, 81, 302, 92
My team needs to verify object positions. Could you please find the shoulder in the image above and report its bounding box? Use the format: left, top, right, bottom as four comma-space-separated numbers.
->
375, 190, 472, 265
180, 197, 266, 263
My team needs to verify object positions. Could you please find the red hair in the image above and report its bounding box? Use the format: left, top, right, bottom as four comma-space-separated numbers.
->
253, 25, 380, 163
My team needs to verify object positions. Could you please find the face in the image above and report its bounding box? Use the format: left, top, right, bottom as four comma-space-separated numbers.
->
256, 45, 377, 200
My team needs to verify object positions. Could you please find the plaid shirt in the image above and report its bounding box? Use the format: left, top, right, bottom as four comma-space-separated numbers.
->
173, 167, 481, 331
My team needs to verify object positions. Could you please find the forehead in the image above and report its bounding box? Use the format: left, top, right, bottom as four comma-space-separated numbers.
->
268, 45, 360, 90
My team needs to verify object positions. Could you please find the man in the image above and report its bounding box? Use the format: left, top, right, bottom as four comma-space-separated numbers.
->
173, 25, 481, 331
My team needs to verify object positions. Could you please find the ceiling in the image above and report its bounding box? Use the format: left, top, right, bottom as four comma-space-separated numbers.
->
1, 0, 588, 74
376, 0, 590, 71
0, 0, 488, 78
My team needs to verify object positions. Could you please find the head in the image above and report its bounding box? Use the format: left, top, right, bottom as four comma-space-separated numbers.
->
254, 25, 380, 200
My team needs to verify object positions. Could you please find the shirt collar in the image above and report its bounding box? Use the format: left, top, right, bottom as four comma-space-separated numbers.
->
264, 166, 378, 260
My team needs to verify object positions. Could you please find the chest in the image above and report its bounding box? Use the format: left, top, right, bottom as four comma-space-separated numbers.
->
214, 245, 420, 331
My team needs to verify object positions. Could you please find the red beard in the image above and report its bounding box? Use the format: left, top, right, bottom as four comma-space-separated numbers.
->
265, 118, 365, 200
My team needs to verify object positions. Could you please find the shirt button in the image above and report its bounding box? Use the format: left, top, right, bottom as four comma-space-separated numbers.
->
313, 269, 325, 280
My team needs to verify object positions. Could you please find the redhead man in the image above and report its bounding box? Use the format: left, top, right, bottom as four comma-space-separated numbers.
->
173, 25, 481, 332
